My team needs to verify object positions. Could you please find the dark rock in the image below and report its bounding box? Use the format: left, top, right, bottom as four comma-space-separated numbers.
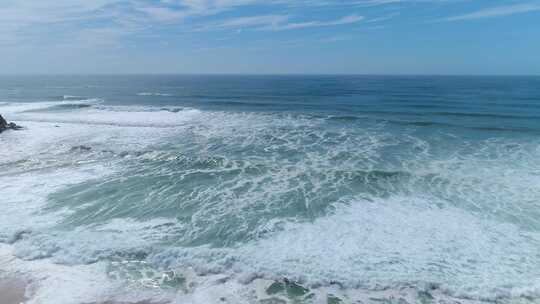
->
71, 145, 92, 152
0, 114, 22, 133
8, 122, 22, 130
0, 114, 7, 130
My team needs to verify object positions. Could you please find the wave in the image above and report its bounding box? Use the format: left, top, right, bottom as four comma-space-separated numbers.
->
0, 99, 103, 115
137, 92, 173, 97
381, 119, 540, 133
325, 115, 362, 122
62, 95, 88, 100
431, 111, 540, 120
21, 101, 102, 113
1, 101, 201, 127
324, 109, 540, 124
17, 108, 202, 127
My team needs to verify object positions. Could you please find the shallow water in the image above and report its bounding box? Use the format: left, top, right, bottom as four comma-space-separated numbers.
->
1, 75, 540, 304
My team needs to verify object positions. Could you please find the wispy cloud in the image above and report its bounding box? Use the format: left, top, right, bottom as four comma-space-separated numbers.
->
210, 14, 364, 31
365, 12, 400, 23
0, 0, 396, 28
271, 14, 364, 30
0, 0, 490, 49
445, 2, 540, 21
215, 14, 289, 28
135, 6, 189, 22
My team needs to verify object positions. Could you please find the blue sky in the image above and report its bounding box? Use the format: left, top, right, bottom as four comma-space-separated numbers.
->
1, 0, 539, 74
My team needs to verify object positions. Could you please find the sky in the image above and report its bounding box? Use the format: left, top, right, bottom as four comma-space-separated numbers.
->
0, 0, 539, 75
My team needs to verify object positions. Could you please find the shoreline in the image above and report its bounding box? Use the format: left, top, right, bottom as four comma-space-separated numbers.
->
0, 237, 529, 304
0, 278, 27, 304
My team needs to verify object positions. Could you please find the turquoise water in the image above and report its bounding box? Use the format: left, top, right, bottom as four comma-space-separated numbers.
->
1, 75, 540, 303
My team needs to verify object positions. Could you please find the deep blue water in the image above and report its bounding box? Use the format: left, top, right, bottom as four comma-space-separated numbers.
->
2, 75, 540, 134
1, 75, 540, 304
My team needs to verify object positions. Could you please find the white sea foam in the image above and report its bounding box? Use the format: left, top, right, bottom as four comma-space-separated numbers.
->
0, 102, 189, 302
0, 165, 113, 243
2, 101, 540, 303
237, 197, 540, 293
0, 102, 193, 245
137, 195, 540, 302
0, 244, 175, 304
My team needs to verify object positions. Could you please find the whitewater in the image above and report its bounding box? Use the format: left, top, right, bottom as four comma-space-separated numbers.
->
1, 75, 540, 304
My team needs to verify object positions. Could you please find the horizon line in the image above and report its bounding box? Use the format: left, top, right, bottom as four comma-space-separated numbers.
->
1, 73, 539, 77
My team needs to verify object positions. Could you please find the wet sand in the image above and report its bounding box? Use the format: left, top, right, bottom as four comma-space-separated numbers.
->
89, 301, 169, 304
0, 278, 26, 304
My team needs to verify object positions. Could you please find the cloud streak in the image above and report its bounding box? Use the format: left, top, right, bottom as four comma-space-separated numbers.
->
269, 14, 364, 30
445, 2, 540, 21
2, 0, 536, 50
210, 14, 364, 31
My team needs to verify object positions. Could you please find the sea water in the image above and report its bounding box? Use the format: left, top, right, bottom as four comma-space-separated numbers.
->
1, 75, 540, 304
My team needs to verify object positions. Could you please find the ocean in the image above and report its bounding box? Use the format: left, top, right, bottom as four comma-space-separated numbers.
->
1, 75, 540, 304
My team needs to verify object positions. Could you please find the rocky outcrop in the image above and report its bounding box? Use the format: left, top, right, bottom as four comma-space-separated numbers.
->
0, 114, 7, 129
0, 114, 22, 133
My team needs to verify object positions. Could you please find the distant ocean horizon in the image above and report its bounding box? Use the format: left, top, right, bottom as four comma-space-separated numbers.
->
2, 73, 540, 77
1, 75, 540, 304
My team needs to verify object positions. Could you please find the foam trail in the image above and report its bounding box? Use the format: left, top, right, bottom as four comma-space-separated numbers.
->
137, 92, 173, 97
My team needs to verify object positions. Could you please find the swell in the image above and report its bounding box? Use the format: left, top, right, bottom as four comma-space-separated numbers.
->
325, 115, 540, 134
21, 103, 94, 112
430, 111, 540, 120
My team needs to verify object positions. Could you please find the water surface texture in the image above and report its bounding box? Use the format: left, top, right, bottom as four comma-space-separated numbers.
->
1, 75, 540, 304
